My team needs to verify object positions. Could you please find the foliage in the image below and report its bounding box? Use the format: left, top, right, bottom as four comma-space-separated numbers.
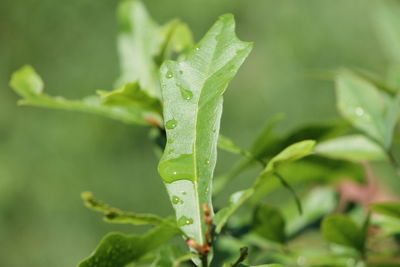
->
8, 0, 400, 266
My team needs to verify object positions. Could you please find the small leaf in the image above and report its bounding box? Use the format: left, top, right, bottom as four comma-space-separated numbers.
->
78, 218, 179, 267
258, 140, 316, 178
252, 203, 286, 244
158, 14, 252, 246
151, 244, 191, 267
218, 134, 248, 156
335, 69, 399, 149
315, 135, 387, 162
215, 140, 315, 233
9, 65, 162, 126
81, 192, 167, 226
97, 82, 162, 114
9, 65, 43, 97
369, 202, 400, 220
321, 214, 363, 253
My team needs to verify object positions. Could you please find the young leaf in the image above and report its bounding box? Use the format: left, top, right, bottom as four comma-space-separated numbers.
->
78, 218, 179, 267
252, 203, 286, 244
315, 135, 387, 162
369, 202, 400, 220
157, 14, 252, 246
218, 134, 249, 156
116, 0, 193, 97
9, 65, 162, 126
81, 191, 168, 226
97, 82, 162, 115
215, 140, 315, 233
321, 214, 363, 253
335, 69, 400, 149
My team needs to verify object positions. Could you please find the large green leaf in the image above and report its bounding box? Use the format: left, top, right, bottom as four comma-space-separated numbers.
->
321, 214, 363, 253
116, 0, 193, 97
369, 202, 400, 220
157, 13, 252, 246
315, 134, 387, 162
252, 203, 286, 244
335, 70, 400, 149
214, 140, 315, 233
9, 65, 162, 126
78, 219, 179, 267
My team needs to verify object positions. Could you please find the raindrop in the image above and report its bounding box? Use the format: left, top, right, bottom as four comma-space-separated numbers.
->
165, 119, 177, 129
205, 159, 210, 165
194, 46, 200, 51
177, 216, 194, 226
177, 84, 193, 100
172, 196, 181, 204
166, 71, 174, 79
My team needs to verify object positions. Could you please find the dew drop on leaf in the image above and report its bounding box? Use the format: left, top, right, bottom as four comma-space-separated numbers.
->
165, 119, 177, 129
177, 216, 194, 226
166, 71, 174, 79
172, 196, 181, 204
177, 84, 193, 100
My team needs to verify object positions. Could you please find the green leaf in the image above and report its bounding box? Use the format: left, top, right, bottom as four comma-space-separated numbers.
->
369, 202, 400, 220
213, 120, 347, 195
321, 214, 363, 253
116, 0, 193, 97
218, 134, 248, 156
215, 140, 315, 233
315, 135, 387, 162
81, 191, 168, 227
9, 65, 162, 126
284, 187, 336, 236
155, 19, 194, 65
97, 82, 162, 115
78, 218, 179, 267
252, 203, 286, 244
335, 69, 400, 149
157, 14, 252, 246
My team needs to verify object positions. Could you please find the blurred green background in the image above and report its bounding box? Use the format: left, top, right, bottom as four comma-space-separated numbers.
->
0, 0, 396, 266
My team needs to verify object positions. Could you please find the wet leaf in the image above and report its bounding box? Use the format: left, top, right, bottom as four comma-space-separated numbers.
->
157, 14, 252, 248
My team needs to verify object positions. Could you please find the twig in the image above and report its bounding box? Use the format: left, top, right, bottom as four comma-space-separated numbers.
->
231, 247, 249, 267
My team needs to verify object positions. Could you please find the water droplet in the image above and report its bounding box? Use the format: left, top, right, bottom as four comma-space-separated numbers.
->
194, 46, 200, 51
177, 216, 193, 226
167, 138, 174, 144
166, 71, 174, 79
212, 129, 216, 133
172, 196, 181, 204
165, 119, 177, 129
177, 84, 193, 100
355, 107, 364, 116
205, 159, 210, 165
158, 154, 194, 183
181, 191, 187, 195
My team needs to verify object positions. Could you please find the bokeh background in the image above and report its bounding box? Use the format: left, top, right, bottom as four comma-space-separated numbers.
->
0, 0, 398, 266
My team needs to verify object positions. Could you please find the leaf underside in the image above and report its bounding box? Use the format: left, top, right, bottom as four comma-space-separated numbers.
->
157, 14, 252, 245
